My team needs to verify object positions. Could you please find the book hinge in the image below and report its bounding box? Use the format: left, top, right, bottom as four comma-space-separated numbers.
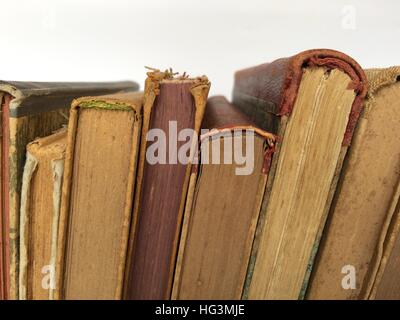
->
262, 145, 276, 175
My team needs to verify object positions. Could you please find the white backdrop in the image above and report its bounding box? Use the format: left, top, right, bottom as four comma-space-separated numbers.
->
0, 0, 399, 97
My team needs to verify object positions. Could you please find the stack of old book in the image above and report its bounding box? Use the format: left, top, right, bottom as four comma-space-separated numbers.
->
0, 49, 399, 300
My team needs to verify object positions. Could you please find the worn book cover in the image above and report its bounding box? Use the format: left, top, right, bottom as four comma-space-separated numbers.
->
364, 189, 400, 300
0, 80, 138, 300
19, 129, 67, 300
232, 49, 367, 299
55, 92, 143, 300
308, 67, 400, 300
363, 183, 400, 300
124, 69, 210, 300
172, 96, 276, 299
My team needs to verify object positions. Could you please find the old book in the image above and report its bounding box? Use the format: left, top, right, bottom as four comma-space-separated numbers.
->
0, 80, 138, 300
172, 96, 276, 300
364, 184, 400, 300
307, 67, 400, 300
55, 92, 143, 300
124, 69, 210, 300
19, 129, 67, 300
232, 49, 368, 299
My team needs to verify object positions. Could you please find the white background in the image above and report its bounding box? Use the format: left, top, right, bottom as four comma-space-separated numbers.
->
0, 0, 399, 97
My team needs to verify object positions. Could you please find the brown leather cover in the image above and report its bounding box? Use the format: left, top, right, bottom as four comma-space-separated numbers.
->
202, 95, 258, 129
202, 95, 276, 138
233, 49, 367, 145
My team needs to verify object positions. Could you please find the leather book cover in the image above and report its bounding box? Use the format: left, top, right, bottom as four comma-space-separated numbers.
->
233, 49, 366, 142
55, 92, 143, 299
0, 80, 139, 300
232, 49, 368, 299
307, 67, 400, 299
172, 96, 276, 299
124, 69, 210, 300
